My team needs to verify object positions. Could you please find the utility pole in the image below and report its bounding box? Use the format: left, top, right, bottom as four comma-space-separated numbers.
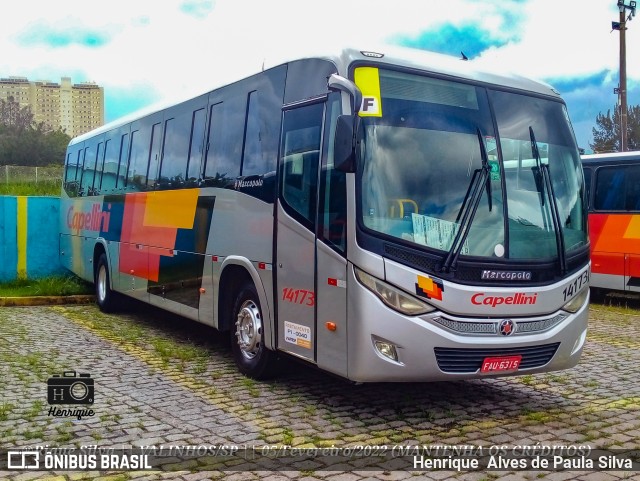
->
614, 0, 636, 151
620, 6, 628, 152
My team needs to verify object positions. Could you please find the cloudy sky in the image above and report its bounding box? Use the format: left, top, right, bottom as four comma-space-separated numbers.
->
0, 0, 637, 151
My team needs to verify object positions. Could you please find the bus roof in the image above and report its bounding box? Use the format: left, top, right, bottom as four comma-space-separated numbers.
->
317, 46, 561, 99
70, 45, 563, 146
581, 151, 640, 165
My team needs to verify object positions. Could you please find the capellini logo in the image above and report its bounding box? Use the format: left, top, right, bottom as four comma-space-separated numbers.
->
471, 292, 538, 307
66, 203, 111, 234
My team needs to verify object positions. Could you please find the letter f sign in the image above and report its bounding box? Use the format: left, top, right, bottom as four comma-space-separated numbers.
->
360, 96, 380, 116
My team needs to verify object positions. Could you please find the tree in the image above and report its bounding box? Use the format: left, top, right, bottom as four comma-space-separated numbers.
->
591, 105, 640, 153
0, 96, 70, 166
0, 96, 34, 131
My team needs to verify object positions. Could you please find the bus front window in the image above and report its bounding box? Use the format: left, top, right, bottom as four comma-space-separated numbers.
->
490, 90, 587, 258
358, 69, 587, 263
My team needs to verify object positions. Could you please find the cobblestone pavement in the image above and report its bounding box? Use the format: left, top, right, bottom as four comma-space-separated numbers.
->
0, 300, 639, 480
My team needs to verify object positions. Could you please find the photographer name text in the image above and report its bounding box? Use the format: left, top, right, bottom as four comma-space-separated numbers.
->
6, 444, 638, 472
48, 407, 95, 420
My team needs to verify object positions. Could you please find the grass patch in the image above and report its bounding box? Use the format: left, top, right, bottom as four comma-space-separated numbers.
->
282, 427, 294, 445
23, 428, 45, 440
0, 275, 92, 297
0, 180, 61, 196
519, 374, 534, 385
0, 402, 15, 421
525, 411, 552, 422
240, 377, 261, 397
25, 400, 45, 421
151, 338, 175, 363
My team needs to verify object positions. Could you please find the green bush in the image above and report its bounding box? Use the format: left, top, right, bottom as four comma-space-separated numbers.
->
0, 275, 92, 297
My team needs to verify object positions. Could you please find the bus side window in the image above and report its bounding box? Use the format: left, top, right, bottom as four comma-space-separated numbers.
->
203, 100, 242, 186
187, 108, 206, 185
92, 142, 105, 195
146, 122, 163, 189
64, 147, 82, 197
78, 147, 91, 196
242, 90, 263, 176
280, 103, 323, 227
242, 67, 286, 179
159, 116, 190, 189
594, 167, 625, 211
127, 130, 145, 191
626, 166, 640, 211
101, 137, 119, 193
116, 133, 129, 190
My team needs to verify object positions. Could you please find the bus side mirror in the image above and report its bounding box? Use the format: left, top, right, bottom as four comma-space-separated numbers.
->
334, 114, 356, 173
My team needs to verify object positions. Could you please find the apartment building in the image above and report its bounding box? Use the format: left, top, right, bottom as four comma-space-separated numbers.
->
0, 76, 104, 137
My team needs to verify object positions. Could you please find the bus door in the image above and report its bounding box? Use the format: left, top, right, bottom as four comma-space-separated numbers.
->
276, 98, 348, 372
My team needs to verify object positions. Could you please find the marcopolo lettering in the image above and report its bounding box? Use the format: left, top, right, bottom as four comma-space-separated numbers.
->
66, 204, 111, 235
471, 292, 538, 307
481, 270, 532, 281
234, 178, 263, 189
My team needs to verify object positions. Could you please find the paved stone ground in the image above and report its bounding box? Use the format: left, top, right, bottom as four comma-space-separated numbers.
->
0, 299, 639, 480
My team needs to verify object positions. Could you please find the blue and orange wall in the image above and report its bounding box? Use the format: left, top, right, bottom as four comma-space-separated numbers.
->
0, 196, 65, 281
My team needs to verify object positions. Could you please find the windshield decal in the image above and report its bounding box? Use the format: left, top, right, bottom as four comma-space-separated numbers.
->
354, 67, 382, 117
411, 214, 470, 254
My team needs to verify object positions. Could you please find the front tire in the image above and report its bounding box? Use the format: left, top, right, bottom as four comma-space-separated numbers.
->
95, 253, 116, 313
231, 283, 278, 379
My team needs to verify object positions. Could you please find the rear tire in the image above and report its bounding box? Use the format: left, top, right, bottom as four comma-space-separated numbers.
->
231, 282, 278, 379
95, 253, 116, 313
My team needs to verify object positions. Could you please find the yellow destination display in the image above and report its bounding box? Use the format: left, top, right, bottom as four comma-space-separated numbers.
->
354, 67, 382, 117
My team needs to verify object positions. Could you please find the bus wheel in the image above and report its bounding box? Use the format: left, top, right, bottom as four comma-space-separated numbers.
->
95, 253, 115, 313
231, 283, 277, 379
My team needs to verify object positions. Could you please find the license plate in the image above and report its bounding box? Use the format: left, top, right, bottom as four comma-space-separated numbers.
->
480, 355, 522, 373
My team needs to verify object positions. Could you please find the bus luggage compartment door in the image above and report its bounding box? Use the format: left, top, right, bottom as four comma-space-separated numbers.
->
116, 242, 150, 303
625, 254, 640, 291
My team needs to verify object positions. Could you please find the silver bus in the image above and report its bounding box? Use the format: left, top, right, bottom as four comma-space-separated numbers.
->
60, 46, 590, 381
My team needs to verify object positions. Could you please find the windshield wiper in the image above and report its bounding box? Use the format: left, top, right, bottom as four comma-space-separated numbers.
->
529, 126, 567, 275
442, 128, 492, 273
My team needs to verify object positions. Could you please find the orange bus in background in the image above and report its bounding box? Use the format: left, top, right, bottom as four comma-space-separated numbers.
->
581, 151, 640, 292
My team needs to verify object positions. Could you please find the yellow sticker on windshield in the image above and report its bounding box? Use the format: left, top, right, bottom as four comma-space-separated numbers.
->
354, 67, 382, 117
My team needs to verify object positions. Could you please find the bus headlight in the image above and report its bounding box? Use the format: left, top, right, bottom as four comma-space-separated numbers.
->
562, 286, 589, 313
354, 266, 435, 316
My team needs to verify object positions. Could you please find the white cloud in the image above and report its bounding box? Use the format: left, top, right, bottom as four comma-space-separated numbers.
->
475, 0, 639, 80
0, 0, 638, 145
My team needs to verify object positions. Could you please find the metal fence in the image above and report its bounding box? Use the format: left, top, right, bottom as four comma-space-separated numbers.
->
1, 165, 63, 185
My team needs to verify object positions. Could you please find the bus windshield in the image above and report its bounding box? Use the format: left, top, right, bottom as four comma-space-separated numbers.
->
359, 69, 587, 261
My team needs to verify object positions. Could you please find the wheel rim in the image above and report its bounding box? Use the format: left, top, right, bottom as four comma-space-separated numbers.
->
97, 265, 107, 302
235, 299, 263, 360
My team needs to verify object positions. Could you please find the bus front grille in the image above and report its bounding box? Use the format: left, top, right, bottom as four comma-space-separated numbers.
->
434, 343, 560, 373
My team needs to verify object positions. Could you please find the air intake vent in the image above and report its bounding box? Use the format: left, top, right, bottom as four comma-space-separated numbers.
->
434, 343, 560, 373
383, 244, 438, 272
